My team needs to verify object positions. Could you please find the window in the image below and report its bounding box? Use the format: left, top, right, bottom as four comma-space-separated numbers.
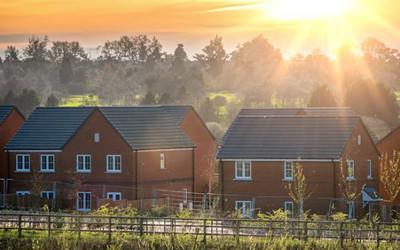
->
357, 135, 362, 145
41, 191, 55, 200
235, 160, 251, 179
284, 201, 294, 217
347, 201, 355, 219
284, 161, 294, 180
40, 154, 55, 172
16, 191, 30, 196
235, 200, 252, 217
16, 154, 30, 172
160, 153, 165, 169
367, 160, 372, 179
76, 155, 91, 172
77, 192, 91, 211
346, 160, 355, 180
94, 133, 100, 143
106, 155, 121, 172
106, 192, 121, 201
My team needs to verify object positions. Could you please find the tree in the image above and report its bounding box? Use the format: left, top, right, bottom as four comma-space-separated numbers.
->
141, 91, 156, 105
2, 90, 17, 105
308, 84, 337, 107
49, 41, 88, 63
198, 97, 217, 122
23, 36, 49, 63
158, 92, 173, 104
194, 35, 228, 76
284, 162, 311, 218
380, 151, 400, 219
59, 57, 74, 84
17, 89, 41, 115
146, 36, 163, 66
172, 44, 187, 75
4, 46, 20, 63
46, 94, 59, 107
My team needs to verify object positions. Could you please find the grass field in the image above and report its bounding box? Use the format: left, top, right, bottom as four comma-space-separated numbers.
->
60, 95, 100, 107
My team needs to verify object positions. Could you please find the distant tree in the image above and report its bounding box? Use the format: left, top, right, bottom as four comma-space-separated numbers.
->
345, 80, 399, 126
141, 91, 156, 105
59, 57, 74, 84
198, 97, 217, 122
2, 90, 17, 105
17, 89, 41, 115
0, 56, 2, 64
172, 44, 187, 75
158, 92, 173, 104
49, 41, 88, 63
380, 151, 400, 220
308, 84, 337, 107
194, 35, 228, 76
146, 36, 163, 66
46, 94, 59, 107
23, 36, 49, 63
4, 46, 20, 63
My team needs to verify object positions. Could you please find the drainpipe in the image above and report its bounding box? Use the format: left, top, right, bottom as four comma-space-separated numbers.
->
192, 148, 195, 196
221, 160, 225, 211
135, 150, 138, 200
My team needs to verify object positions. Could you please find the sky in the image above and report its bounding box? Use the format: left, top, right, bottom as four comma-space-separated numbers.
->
1, 0, 400, 58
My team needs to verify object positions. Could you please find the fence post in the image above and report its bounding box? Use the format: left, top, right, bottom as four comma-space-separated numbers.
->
77, 215, 81, 240
139, 217, 144, 236
304, 221, 308, 241
339, 222, 344, 249
376, 223, 380, 247
17, 214, 22, 238
203, 219, 207, 244
108, 216, 112, 242
47, 214, 51, 238
235, 220, 240, 245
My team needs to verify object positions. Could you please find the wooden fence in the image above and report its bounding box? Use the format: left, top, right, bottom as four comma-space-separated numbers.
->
0, 212, 399, 246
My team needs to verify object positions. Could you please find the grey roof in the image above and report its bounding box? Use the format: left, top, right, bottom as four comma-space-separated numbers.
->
6, 107, 95, 150
6, 106, 194, 151
218, 108, 360, 159
0, 105, 14, 124
99, 106, 194, 150
239, 107, 355, 117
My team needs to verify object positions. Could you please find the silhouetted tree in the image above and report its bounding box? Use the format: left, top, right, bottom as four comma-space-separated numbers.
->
59, 57, 74, 84
17, 89, 41, 115
49, 41, 88, 63
46, 94, 59, 107
194, 35, 228, 76
158, 92, 173, 104
4, 46, 20, 63
172, 44, 187, 75
23, 36, 49, 63
2, 90, 17, 105
198, 97, 217, 122
308, 84, 337, 107
141, 91, 156, 105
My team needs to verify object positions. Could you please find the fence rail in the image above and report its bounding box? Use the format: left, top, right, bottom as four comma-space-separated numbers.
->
0, 212, 399, 246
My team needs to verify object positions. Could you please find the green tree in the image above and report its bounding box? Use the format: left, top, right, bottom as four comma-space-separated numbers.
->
380, 151, 400, 220
46, 94, 59, 107
4, 46, 20, 63
23, 36, 49, 63
194, 35, 228, 76
308, 84, 337, 107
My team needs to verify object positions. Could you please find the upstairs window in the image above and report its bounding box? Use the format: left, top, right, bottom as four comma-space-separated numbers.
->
41, 191, 55, 200
106, 155, 122, 172
107, 192, 122, 201
346, 160, 355, 180
40, 154, 55, 172
235, 160, 251, 180
284, 161, 294, 180
357, 135, 362, 145
367, 160, 372, 179
16, 154, 30, 172
76, 155, 91, 173
94, 133, 100, 143
160, 153, 165, 169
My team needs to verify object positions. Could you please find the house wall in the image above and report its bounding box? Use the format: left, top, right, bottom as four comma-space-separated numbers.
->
221, 120, 380, 218
180, 108, 216, 193
0, 108, 25, 192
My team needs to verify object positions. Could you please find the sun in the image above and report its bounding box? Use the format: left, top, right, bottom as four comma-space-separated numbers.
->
263, 0, 357, 21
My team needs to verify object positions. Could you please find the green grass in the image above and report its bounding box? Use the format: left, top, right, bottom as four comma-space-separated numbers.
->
60, 94, 100, 107
208, 91, 239, 103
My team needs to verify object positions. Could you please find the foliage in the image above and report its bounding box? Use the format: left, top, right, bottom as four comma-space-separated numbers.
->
308, 84, 337, 107
46, 94, 59, 107
338, 158, 363, 202
380, 151, 400, 203
331, 212, 348, 221
194, 35, 228, 76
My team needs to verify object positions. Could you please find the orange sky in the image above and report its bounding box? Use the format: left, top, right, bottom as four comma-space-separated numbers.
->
1, 0, 400, 56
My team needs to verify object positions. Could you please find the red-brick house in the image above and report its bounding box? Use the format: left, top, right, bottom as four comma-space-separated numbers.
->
217, 108, 381, 218
5, 106, 215, 211
0, 106, 25, 194
376, 127, 400, 205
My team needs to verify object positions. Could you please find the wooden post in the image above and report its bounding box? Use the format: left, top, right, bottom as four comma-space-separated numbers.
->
108, 216, 112, 242
77, 215, 81, 240
235, 220, 240, 245
339, 222, 344, 249
17, 214, 22, 238
203, 219, 207, 244
304, 221, 308, 241
47, 214, 51, 238
139, 217, 144, 236
376, 223, 380, 247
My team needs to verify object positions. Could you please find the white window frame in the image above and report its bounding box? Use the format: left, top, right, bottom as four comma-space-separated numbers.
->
106, 155, 122, 173
357, 135, 362, 145
284, 201, 294, 217
347, 201, 355, 219
160, 153, 165, 169
16, 191, 30, 196
346, 160, 355, 180
16, 154, 30, 172
76, 154, 91, 173
94, 133, 100, 143
41, 191, 56, 200
234, 160, 252, 180
367, 160, 372, 179
40, 154, 55, 173
106, 192, 122, 201
284, 161, 294, 180
77, 192, 91, 211
235, 200, 252, 217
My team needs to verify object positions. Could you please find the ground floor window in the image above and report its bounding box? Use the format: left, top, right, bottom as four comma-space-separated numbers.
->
347, 201, 355, 219
41, 191, 56, 200
16, 191, 30, 196
235, 200, 252, 217
106, 192, 122, 201
284, 201, 294, 217
77, 192, 91, 211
